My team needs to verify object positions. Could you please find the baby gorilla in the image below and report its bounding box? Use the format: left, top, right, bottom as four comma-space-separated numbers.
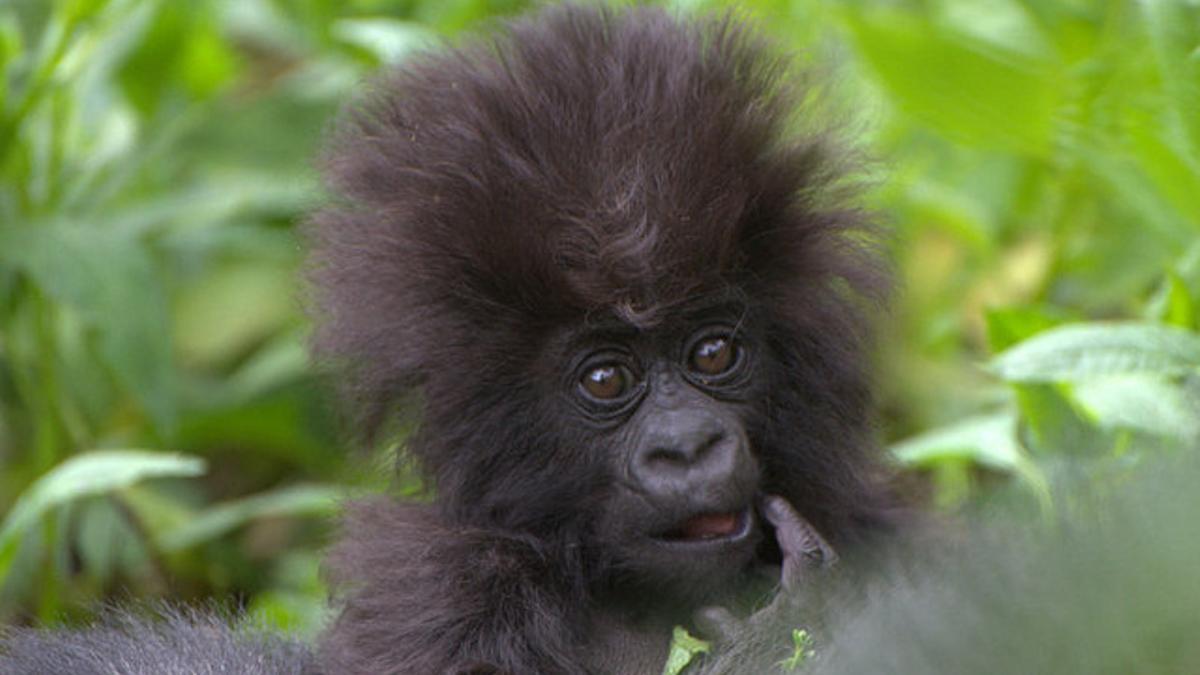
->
310, 4, 897, 673
0, 4, 898, 674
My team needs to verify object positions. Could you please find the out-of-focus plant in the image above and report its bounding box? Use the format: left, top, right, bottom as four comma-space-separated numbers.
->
0, 0, 532, 627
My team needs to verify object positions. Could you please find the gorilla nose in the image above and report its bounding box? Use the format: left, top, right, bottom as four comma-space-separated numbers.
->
632, 411, 741, 493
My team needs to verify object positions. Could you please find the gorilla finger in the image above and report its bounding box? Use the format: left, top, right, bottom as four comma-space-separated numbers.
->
761, 496, 838, 574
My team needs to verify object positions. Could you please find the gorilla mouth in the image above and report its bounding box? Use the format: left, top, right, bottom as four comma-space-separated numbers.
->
659, 507, 753, 544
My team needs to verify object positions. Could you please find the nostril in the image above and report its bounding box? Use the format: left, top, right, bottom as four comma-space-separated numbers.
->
644, 430, 726, 467
644, 446, 687, 466
697, 429, 725, 458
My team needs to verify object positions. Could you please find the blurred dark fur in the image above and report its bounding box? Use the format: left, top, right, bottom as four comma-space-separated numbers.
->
307, 4, 897, 673
0, 606, 313, 675
697, 454, 1200, 675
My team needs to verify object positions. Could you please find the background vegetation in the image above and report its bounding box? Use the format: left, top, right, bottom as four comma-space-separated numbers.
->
1, 0, 1197, 635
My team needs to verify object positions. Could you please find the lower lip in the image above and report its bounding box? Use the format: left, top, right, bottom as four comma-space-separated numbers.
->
657, 507, 754, 547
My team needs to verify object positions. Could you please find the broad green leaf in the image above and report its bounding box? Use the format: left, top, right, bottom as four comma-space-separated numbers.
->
991, 323, 1200, 382
843, 7, 1060, 154
159, 484, 341, 552
891, 412, 1023, 471
1075, 374, 1200, 444
0, 451, 204, 580
332, 18, 436, 63
891, 412, 1048, 505
938, 0, 1053, 60
1013, 384, 1106, 458
662, 626, 711, 675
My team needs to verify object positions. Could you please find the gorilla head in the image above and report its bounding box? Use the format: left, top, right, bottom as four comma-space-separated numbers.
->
308, 4, 897, 671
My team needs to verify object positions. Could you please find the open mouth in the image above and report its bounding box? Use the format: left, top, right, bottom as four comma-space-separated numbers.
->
658, 506, 753, 544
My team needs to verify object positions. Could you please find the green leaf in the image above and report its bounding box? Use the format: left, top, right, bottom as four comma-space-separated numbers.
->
1075, 374, 1200, 444
331, 18, 436, 63
0, 450, 204, 580
74, 497, 149, 585
844, 6, 1061, 153
891, 412, 1023, 471
0, 224, 177, 433
1146, 273, 1196, 329
1140, 0, 1200, 168
891, 412, 1048, 505
1013, 384, 1105, 458
984, 307, 1061, 354
662, 626, 711, 675
991, 323, 1200, 383
159, 484, 341, 552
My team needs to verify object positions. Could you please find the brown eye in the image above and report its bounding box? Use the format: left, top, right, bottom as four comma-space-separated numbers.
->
581, 364, 629, 400
690, 335, 736, 375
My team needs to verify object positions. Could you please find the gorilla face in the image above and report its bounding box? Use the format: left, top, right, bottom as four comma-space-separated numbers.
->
553, 302, 770, 600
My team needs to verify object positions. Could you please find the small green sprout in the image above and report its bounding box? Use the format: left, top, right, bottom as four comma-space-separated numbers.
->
662, 625, 711, 675
778, 628, 816, 671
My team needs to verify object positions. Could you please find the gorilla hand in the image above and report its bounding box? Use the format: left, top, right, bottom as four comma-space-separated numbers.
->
691, 496, 836, 673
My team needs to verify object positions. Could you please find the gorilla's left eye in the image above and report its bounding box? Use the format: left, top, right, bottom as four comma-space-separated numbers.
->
690, 335, 737, 375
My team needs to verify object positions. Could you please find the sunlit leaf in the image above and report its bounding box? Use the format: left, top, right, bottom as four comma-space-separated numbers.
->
332, 18, 435, 63
891, 412, 1049, 504
992, 322, 1200, 382
0, 451, 204, 581
1075, 374, 1200, 444
891, 411, 1023, 471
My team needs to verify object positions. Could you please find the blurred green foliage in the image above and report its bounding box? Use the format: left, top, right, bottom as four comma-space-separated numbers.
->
0, 0, 1197, 631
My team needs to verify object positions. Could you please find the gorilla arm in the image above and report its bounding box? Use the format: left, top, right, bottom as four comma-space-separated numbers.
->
317, 499, 591, 675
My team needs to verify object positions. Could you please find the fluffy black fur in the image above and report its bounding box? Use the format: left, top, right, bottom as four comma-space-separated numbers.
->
309, 4, 897, 674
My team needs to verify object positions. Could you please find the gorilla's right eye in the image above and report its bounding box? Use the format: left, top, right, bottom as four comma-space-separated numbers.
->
580, 364, 631, 400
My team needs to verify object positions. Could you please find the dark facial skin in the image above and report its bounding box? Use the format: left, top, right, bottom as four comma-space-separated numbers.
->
557, 306, 771, 604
